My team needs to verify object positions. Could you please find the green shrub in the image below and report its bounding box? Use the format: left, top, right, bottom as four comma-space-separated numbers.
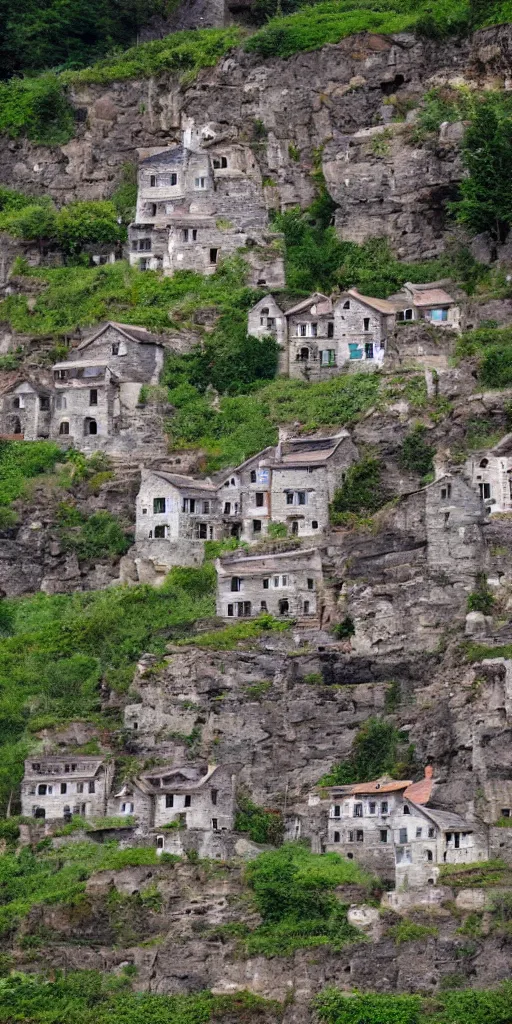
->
388, 919, 438, 944
244, 844, 368, 956
316, 982, 512, 1024
332, 616, 355, 639
64, 26, 242, 86
178, 613, 290, 650
235, 795, 284, 845
467, 573, 495, 616
0, 440, 62, 518
320, 717, 416, 785
330, 457, 391, 523
56, 506, 133, 560
399, 424, 436, 478
0, 75, 74, 146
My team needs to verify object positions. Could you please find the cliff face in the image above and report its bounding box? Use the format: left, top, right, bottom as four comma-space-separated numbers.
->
3, 26, 512, 258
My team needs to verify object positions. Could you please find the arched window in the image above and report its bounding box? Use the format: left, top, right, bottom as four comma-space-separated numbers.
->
479, 458, 489, 468
343, 300, 350, 309
84, 418, 97, 436
426, 850, 433, 862
59, 421, 70, 435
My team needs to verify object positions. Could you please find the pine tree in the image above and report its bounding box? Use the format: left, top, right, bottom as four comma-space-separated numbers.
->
452, 105, 512, 243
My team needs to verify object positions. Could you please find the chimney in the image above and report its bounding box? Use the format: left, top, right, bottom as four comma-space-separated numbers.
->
424, 765, 433, 780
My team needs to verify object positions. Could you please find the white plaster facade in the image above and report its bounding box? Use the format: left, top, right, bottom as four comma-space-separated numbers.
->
310, 770, 489, 888
21, 757, 114, 821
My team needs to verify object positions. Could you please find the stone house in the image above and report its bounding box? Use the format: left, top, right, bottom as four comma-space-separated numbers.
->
108, 762, 236, 855
391, 282, 460, 330
21, 756, 114, 821
310, 768, 489, 888
128, 123, 284, 287
424, 472, 487, 579
466, 434, 512, 514
48, 322, 166, 454
0, 378, 52, 439
135, 468, 226, 570
135, 433, 357, 565
246, 288, 395, 379
215, 547, 323, 619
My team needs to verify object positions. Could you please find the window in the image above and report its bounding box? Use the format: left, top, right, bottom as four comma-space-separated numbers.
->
59, 421, 69, 435
183, 228, 198, 242
37, 784, 47, 795
286, 492, 294, 505
55, 369, 66, 379
150, 203, 157, 216
363, 317, 370, 332
441, 484, 452, 499
154, 525, 166, 538
237, 601, 252, 617
369, 802, 376, 814
210, 248, 218, 265
150, 175, 157, 187
348, 831, 354, 842
196, 523, 208, 539
195, 177, 207, 189
89, 389, 98, 406
333, 804, 341, 817
416, 827, 422, 837
303, 600, 310, 614
299, 323, 307, 337
356, 830, 364, 842
380, 829, 388, 843
311, 323, 318, 337
157, 836, 164, 849
381, 801, 388, 814
321, 349, 336, 366
354, 803, 363, 817
250, 470, 257, 483
227, 604, 234, 616
202, 500, 210, 514
253, 520, 262, 533
230, 577, 242, 592
84, 418, 97, 436
213, 156, 228, 169
403, 805, 410, 815
399, 828, 408, 844
32, 764, 40, 771
153, 497, 166, 514
501, 808, 511, 818
343, 300, 350, 310
396, 308, 413, 322
61, 783, 67, 794
56, 395, 67, 410
262, 578, 270, 590
260, 600, 268, 612
327, 322, 334, 338
171, 173, 177, 186
479, 482, 491, 500
307, 578, 314, 591
365, 342, 374, 359
184, 795, 191, 807
77, 783, 83, 794
211, 789, 218, 805
333, 831, 340, 843
298, 491, 306, 505
166, 794, 174, 807
182, 498, 196, 513
122, 802, 134, 813
40, 397, 50, 411
428, 827, 435, 838
426, 849, 433, 861
88, 781, 95, 794
312, 520, 318, 530
429, 308, 448, 322
212, 817, 218, 830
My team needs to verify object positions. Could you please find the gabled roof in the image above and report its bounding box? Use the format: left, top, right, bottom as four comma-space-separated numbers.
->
217, 547, 323, 575
140, 147, 184, 167
344, 289, 396, 315
251, 294, 284, 314
411, 805, 473, 832
150, 470, 216, 492
285, 293, 332, 317
77, 322, 164, 351
138, 763, 219, 794
403, 282, 455, 308
0, 376, 50, 397
276, 432, 350, 467
329, 777, 413, 797
24, 757, 105, 780
403, 777, 434, 806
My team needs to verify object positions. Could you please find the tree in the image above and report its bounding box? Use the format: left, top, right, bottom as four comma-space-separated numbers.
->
56, 200, 123, 256
451, 105, 512, 244
6, 203, 58, 251
399, 425, 436, 478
